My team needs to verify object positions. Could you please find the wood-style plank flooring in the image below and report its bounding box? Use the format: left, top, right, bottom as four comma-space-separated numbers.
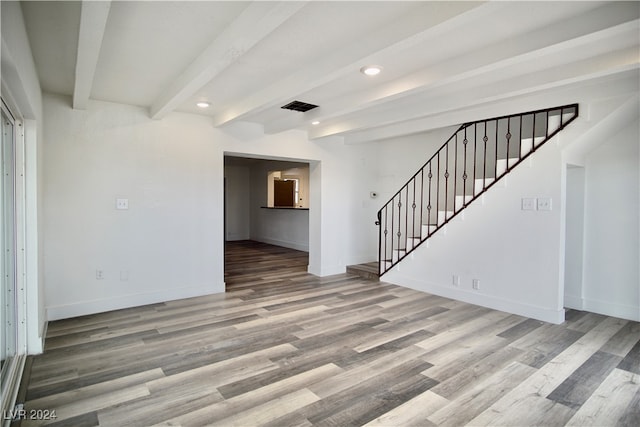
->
15, 240, 640, 426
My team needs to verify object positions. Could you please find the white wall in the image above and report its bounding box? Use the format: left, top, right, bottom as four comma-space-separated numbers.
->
382, 135, 567, 323
581, 118, 639, 321
44, 95, 225, 320
376, 90, 640, 324
251, 208, 309, 252
224, 165, 251, 241
1, 0, 46, 353
43, 95, 378, 319
564, 166, 586, 309
249, 161, 309, 251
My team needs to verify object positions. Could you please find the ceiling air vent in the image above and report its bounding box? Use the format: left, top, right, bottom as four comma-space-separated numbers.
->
281, 100, 319, 112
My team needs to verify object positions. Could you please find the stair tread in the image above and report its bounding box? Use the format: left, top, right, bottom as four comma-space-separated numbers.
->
346, 262, 380, 279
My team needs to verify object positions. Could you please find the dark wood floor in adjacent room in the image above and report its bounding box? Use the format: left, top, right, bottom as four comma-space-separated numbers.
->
15, 241, 640, 426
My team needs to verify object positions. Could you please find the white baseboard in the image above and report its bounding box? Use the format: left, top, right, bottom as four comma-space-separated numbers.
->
582, 298, 640, 322
564, 294, 585, 310
382, 273, 565, 324
253, 236, 309, 252
46, 283, 225, 321
308, 263, 346, 277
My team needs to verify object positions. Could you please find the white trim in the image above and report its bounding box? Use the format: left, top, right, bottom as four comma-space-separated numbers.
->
582, 298, 640, 322
252, 237, 309, 253
46, 284, 225, 321
14, 114, 28, 356
22, 119, 43, 355
564, 294, 585, 311
382, 273, 566, 324
0, 98, 28, 426
307, 263, 346, 277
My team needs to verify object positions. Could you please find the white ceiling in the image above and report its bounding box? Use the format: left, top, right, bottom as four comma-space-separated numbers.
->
20, 1, 640, 143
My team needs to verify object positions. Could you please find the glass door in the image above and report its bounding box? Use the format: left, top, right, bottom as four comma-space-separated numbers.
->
1, 101, 18, 397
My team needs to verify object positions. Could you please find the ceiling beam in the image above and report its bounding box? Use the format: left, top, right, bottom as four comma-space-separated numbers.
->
149, 1, 306, 120
307, 19, 639, 141
73, 0, 111, 110
266, 5, 640, 136
341, 66, 639, 145
211, 1, 491, 128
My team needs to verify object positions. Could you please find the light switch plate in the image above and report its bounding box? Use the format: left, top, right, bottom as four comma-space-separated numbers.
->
521, 198, 535, 211
537, 197, 552, 211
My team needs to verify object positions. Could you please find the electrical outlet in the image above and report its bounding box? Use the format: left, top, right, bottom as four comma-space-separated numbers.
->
120, 270, 129, 281
472, 279, 480, 290
452, 275, 460, 286
96, 270, 104, 280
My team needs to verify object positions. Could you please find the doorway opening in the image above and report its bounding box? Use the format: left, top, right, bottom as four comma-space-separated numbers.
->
223, 154, 313, 290
564, 164, 586, 311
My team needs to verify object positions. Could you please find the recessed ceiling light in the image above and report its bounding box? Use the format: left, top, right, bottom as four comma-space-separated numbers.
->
311, 120, 320, 125
360, 65, 382, 76
196, 101, 210, 108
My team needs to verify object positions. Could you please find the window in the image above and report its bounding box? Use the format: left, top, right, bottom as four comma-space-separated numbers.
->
1, 98, 26, 415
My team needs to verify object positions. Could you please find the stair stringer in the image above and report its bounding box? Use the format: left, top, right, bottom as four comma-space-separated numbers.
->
381, 136, 567, 324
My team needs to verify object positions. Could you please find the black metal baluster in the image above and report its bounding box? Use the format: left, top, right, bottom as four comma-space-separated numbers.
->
436, 152, 440, 225
427, 163, 432, 234
412, 177, 416, 244
506, 117, 511, 172
377, 210, 382, 274
385, 206, 389, 272
420, 168, 424, 239
405, 185, 409, 253
397, 193, 402, 260
473, 123, 477, 194
483, 121, 488, 189
546, 110, 550, 138
444, 141, 449, 220
454, 132, 458, 211
519, 114, 523, 160
532, 112, 536, 151
389, 196, 396, 264
463, 127, 468, 204
494, 118, 498, 178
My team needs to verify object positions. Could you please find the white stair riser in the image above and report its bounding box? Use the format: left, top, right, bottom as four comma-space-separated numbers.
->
406, 237, 420, 250
455, 194, 473, 210
421, 224, 437, 238
474, 177, 494, 194
547, 113, 572, 133
520, 136, 544, 157
437, 210, 453, 224
496, 158, 518, 176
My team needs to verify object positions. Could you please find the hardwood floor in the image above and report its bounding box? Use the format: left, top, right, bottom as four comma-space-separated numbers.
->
14, 241, 640, 426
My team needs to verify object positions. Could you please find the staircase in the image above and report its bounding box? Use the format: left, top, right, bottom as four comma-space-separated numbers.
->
377, 104, 579, 275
